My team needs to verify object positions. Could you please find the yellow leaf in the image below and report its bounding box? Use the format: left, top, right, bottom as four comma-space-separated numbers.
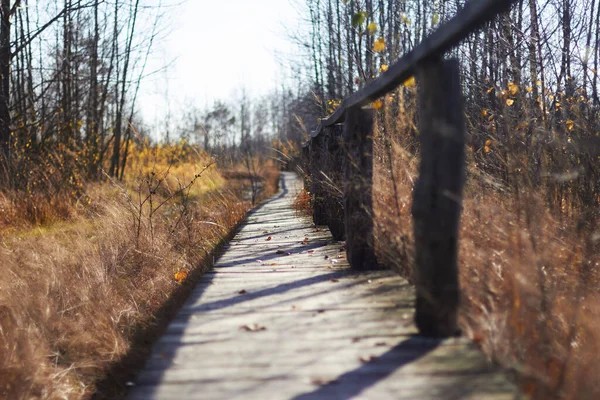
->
367, 22, 378, 34
174, 271, 188, 284
481, 109, 488, 117
432, 12, 439, 24
379, 64, 389, 73
373, 37, 386, 52
401, 13, 411, 25
485, 139, 492, 146
506, 99, 514, 107
486, 87, 494, 94
566, 120, 574, 131
508, 82, 518, 95
403, 76, 416, 87
526, 87, 533, 93
373, 100, 383, 110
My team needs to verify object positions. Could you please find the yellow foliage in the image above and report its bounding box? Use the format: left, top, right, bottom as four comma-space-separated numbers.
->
367, 22, 378, 34
401, 13, 411, 25
124, 140, 224, 196
379, 64, 389, 73
508, 82, 519, 95
403, 76, 416, 88
484, 139, 492, 153
506, 99, 515, 107
373, 37, 386, 52
373, 100, 383, 110
566, 120, 575, 131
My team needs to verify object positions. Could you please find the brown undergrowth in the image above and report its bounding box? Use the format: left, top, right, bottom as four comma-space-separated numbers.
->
371, 89, 600, 399
0, 148, 280, 399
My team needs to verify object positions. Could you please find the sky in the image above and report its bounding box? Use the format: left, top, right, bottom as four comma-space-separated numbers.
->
137, 0, 302, 128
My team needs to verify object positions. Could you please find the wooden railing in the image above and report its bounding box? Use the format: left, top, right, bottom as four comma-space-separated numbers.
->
301, 0, 519, 338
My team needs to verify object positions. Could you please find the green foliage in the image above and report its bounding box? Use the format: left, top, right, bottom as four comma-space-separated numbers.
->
352, 11, 367, 28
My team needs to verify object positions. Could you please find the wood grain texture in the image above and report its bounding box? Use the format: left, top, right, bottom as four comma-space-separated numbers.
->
129, 172, 521, 400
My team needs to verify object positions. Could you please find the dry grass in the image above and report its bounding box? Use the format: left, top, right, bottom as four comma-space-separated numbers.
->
0, 148, 280, 399
371, 91, 600, 399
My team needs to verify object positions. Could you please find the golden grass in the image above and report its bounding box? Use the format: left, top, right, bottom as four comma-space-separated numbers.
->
371, 93, 600, 399
0, 148, 280, 399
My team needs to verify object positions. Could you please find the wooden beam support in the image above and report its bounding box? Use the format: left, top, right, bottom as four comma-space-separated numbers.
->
323, 125, 345, 240
412, 58, 465, 337
309, 133, 327, 225
343, 107, 377, 270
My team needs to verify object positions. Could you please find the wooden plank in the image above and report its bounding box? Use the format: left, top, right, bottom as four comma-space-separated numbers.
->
128, 172, 519, 400
412, 58, 465, 337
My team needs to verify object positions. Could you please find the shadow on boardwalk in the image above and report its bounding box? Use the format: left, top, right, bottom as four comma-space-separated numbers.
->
127, 172, 520, 400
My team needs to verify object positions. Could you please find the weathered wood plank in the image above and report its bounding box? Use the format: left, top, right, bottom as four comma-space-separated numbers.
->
128, 172, 519, 400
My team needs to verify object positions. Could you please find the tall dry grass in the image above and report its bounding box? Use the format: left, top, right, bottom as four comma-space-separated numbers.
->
0, 145, 280, 399
369, 88, 600, 399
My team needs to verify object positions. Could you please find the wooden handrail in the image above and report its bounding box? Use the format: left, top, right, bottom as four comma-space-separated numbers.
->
301, 0, 519, 338
305, 0, 519, 145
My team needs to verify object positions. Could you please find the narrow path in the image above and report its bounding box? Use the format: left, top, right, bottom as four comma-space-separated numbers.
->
129, 172, 519, 399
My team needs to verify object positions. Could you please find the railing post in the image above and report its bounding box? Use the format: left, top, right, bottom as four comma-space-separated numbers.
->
323, 125, 345, 240
343, 106, 377, 270
301, 144, 310, 192
412, 58, 465, 337
309, 133, 327, 225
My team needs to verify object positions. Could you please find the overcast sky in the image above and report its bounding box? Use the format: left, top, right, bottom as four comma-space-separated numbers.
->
137, 0, 302, 128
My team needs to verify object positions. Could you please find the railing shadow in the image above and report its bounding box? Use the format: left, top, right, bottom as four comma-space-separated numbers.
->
290, 336, 440, 400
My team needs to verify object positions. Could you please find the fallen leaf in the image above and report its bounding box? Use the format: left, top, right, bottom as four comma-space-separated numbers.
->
266, 236, 272, 241
276, 250, 286, 254
330, 279, 339, 283
352, 337, 361, 343
307, 250, 314, 253
174, 271, 188, 284
238, 289, 247, 294
239, 324, 267, 332
360, 355, 378, 363
375, 342, 388, 347
311, 377, 338, 386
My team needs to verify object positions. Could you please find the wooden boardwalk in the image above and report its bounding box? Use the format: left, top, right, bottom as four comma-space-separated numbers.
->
129, 172, 520, 400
